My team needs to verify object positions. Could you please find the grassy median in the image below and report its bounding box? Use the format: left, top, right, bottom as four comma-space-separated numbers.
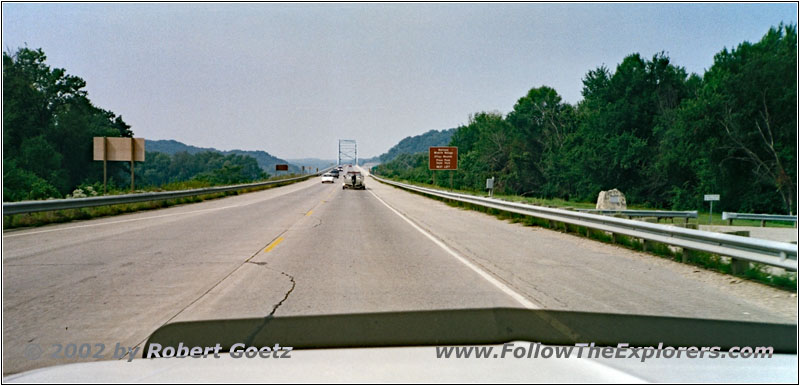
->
3, 174, 310, 230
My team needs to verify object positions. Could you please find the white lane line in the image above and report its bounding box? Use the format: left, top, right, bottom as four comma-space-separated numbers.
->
367, 188, 540, 310
2, 204, 243, 238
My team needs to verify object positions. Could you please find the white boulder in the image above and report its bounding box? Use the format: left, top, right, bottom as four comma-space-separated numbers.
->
596, 189, 627, 210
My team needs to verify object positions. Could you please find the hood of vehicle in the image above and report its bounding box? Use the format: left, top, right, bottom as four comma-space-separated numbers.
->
5, 308, 797, 383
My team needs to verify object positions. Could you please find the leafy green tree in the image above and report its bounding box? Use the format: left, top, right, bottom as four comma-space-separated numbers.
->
3, 159, 60, 201
135, 151, 267, 188
3, 47, 132, 200
569, 52, 692, 204
378, 25, 795, 215
506, 86, 576, 197
700, 24, 796, 213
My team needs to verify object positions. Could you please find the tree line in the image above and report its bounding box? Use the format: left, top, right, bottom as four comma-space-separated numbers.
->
136, 151, 266, 187
3, 47, 268, 201
376, 24, 797, 214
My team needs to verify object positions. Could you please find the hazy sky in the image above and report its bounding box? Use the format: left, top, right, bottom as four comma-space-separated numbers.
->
2, 3, 796, 159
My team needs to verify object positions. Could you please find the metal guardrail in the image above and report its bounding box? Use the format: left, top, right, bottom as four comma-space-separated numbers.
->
577, 209, 697, 223
3, 167, 335, 216
371, 175, 797, 271
722, 212, 798, 227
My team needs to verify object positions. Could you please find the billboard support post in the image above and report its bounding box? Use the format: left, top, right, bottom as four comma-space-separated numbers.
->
130, 137, 135, 192
103, 137, 108, 194
450, 170, 454, 191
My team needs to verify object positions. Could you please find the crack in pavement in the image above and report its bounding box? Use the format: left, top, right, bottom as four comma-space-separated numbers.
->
244, 262, 296, 316
127, 233, 289, 356
242, 265, 297, 346
267, 270, 296, 317
131, 186, 330, 355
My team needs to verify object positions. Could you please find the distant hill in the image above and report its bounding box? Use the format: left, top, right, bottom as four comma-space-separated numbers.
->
360, 128, 456, 165
145, 139, 211, 155
286, 158, 337, 171
146, 139, 299, 173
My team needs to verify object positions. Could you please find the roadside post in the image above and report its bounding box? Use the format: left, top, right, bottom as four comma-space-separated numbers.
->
704, 194, 720, 225
102, 137, 107, 194
130, 138, 135, 190
429, 146, 458, 189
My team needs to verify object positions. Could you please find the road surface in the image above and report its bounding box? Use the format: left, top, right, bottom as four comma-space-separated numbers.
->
3, 169, 796, 374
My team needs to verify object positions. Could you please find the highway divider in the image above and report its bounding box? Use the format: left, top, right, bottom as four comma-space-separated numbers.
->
371, 175, 797, 272
4, 167, 335, 216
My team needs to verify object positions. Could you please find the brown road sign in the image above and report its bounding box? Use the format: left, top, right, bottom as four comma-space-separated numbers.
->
93, 137, 145, 161
429, 146, 458, 170
275, 164, 289, 171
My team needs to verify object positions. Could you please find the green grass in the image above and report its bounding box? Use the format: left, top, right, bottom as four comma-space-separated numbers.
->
376, 175, 797, 292
385, 176, 795, 228
3, 174, 312, 230
81, 173, 307, 196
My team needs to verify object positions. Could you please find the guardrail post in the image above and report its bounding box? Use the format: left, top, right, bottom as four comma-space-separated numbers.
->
681, 248, 690, 263
730, 258, 750, 275
761, 219, 766, 227
642, 239, 650, 252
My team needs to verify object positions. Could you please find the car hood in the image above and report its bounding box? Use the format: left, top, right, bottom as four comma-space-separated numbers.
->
5, 308, 797, 382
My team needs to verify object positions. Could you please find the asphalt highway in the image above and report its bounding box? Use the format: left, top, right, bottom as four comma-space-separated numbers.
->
3, 168, 796, 374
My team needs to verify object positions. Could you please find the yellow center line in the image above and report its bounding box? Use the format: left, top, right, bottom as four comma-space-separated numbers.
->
263, 237, 284, 253
305, 210, 313, 216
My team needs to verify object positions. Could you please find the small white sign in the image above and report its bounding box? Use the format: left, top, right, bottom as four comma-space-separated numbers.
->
704, 194, 720, 201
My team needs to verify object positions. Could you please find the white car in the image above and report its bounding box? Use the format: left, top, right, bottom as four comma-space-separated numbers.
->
321, 173, 335, 183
